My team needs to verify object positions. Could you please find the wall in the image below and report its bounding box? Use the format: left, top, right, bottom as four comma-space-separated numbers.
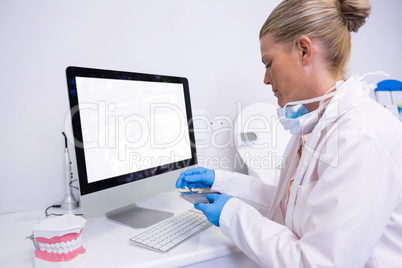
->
0, 0, 401, 213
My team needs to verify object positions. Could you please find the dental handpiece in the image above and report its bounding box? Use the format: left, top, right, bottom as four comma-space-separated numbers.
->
61, 132, 78, 210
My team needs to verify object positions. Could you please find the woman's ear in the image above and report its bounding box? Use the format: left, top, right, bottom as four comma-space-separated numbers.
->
297, 35, 313, 66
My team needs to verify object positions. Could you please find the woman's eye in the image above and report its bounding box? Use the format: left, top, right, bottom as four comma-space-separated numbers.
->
265, 62, 272, 69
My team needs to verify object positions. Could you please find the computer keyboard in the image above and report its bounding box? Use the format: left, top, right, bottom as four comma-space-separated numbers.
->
130, 209, 212, 253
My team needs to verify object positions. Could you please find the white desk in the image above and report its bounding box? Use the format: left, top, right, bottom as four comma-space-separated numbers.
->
0, 191, 260, 267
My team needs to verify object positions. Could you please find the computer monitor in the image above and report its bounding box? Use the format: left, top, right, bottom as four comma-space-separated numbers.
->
65, 66, 197, 228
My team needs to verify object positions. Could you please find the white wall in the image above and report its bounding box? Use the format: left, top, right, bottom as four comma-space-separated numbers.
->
0, 0, 401, 214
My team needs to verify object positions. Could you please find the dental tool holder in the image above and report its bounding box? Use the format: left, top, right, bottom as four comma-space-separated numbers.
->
61, 194, 79, 210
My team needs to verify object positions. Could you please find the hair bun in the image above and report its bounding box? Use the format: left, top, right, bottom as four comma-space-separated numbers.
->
338, 0, 371, 32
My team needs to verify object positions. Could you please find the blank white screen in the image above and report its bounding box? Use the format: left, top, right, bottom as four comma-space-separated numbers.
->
75, 77, 192, 183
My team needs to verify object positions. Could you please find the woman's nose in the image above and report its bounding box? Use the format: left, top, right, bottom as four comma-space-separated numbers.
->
263, 69, 271, 85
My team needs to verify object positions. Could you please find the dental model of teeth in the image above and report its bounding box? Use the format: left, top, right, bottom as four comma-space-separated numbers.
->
35, 230, 85, 262
32, 214, 86, 267
38, 235, 83, 253
38, 237, 82, 253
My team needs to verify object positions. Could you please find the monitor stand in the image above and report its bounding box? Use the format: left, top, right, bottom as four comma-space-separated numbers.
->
106, 204, 174, 229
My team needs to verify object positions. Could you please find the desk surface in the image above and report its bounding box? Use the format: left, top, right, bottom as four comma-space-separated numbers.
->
0, 191, 259, 267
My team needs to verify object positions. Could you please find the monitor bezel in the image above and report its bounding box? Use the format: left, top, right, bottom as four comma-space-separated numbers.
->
66, 66, 197, 196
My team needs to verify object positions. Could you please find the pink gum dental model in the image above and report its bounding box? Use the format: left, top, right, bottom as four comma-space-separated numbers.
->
32, 214, 86, 267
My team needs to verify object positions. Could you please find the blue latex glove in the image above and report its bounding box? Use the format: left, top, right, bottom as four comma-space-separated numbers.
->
194, 194, 232, 227
176, 167, 215, 190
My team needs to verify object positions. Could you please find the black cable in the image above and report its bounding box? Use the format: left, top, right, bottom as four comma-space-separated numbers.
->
45, 205, 63, 217
69, 179, 79, 190
45, 205, 83, 217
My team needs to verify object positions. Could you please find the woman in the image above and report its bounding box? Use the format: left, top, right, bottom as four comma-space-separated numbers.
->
176, 0, 402, 267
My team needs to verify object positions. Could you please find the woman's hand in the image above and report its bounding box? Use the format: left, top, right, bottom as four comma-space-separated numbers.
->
195, 194, 232, 226
176, 167, 215, 190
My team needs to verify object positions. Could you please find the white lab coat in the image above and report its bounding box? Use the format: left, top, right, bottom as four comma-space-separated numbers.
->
211, 75, 402, 267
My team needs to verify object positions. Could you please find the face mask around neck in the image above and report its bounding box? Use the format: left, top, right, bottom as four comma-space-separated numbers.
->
277, 83, 339, 135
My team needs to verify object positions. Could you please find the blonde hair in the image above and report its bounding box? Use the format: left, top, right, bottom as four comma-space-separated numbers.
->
260, 0, 371, 74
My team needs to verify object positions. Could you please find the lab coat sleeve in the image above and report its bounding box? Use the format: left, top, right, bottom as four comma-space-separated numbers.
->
211, 170, 276, 216
218, 123, 402, 267
220, 198, 301, 267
